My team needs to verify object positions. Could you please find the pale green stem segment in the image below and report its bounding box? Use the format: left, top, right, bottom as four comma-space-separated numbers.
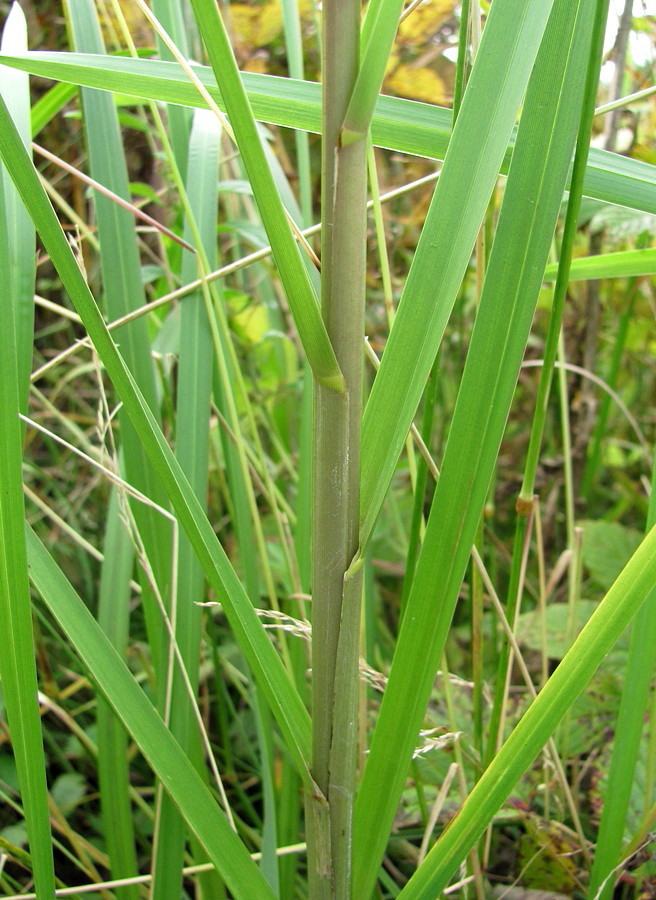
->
358, 0, 558, 554
2, 51, 656, 215
187, 0, 344, 394
0, 137, 55, 900
308, 0, 367, 892
400, 520, 656, 898
25, 527, 275, 900
0, 91, 313, 790
352, 0, 595, 894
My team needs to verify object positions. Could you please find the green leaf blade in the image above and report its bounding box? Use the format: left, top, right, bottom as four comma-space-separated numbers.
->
65, 0, 174, 679
0, 150, 55, 900
544, 246, 656, 281
399, 521, 656, 898
1, 2, 35, 413
189, 0, 344, 393
353, 0, 596, 893
26, 526, 276, 900
358, 0, 556, 552
1, 51, 654, 216
0, 91, 313, 790
152, 106, 222, 898
96, 491, 140, 900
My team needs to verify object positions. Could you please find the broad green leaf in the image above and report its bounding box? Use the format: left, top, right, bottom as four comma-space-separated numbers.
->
25, 526, 275, 900
0, 92, 313, 788
352, 1, 594, 894
1, 52, 655, 216
51, 773, 86, 813
544, 246, 656, 281
516, 600, 601, 659
399, 520, 656, 898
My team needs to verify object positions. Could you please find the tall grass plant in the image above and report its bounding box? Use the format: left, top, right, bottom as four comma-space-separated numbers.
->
0, 0, 655, 895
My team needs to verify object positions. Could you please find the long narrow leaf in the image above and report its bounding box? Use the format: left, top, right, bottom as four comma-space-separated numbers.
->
190, 0, 344, 393
544, 246, 656, 281
65, 0, 172, 681
0, 166, 55, 898
1, 52, 654, 216
25, 526, 275, 900
358, 0, 556, 552
352, 1, 595, 893
151, 0, 193, 173
0, 8, 54, 894
30, 81, 76, 136
0, 3, 35, 413
587, 457, 656, 897
153, 107, 222, 898
96, 490, 139, 900
341, 0, 404, 142
399, 521, 656, 898
0, 92, 313, 788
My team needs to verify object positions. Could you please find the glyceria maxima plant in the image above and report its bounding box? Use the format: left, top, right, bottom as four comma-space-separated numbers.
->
0, 0, 655, 896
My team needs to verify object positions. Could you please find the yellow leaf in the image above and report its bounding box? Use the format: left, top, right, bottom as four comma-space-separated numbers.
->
386, 64, 445, 104
298, 0, 315, 19
229, 2, 283, 53
398, 0, 455, 46
232, 302, 270, 346
255, 3, 284, 44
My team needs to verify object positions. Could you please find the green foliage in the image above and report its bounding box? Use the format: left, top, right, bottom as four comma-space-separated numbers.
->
518, 822, 579, 893
582, 519, 644, 590
517, 600, 602, 660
